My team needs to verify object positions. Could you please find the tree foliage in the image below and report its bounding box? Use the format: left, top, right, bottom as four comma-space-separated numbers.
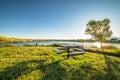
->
85, 18, 112, 48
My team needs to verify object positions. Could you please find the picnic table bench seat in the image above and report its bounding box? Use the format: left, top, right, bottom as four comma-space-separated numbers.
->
73, 48, 83, 51
69, 51, 85, 56
57, 47, 67, 50
53, 49, 62, 54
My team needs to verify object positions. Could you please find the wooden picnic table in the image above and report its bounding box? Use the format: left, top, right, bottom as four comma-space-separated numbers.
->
60, 45, 82, 58
54, 44, 85, 59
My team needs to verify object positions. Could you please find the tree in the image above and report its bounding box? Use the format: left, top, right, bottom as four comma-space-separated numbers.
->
85, 18, 112, 49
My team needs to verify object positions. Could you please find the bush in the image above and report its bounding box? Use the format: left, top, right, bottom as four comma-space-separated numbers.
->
51, 43, 60, 47
24, 44, 34, 47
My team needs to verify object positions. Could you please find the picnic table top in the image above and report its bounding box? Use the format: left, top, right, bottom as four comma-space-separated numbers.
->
60, 44, 81, 48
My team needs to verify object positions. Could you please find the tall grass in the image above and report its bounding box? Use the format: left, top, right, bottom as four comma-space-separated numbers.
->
0, 47, 120, 80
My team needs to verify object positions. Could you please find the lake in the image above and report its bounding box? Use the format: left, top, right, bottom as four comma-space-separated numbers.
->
1, 41, 120, 49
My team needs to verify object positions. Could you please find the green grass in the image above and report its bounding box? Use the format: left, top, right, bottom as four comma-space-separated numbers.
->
0, 47, 120, 80
85, 48, 120, 56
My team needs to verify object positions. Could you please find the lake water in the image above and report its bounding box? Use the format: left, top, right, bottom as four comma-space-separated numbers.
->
1, 41, 120, 49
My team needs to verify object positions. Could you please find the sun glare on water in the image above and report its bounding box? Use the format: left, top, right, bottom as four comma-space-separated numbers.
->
93, 42, 101, 48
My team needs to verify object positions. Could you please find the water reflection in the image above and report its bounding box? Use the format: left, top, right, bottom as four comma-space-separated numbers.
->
0, 41, 120, 49
93, 42, 101, 48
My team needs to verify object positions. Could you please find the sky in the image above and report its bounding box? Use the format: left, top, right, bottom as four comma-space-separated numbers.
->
0, 0, 120, 39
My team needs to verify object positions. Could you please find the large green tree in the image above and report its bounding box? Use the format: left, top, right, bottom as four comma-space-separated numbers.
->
85, 18, 112, 49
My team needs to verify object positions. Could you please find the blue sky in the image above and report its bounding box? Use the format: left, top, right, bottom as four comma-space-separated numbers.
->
0, 0, 120, 39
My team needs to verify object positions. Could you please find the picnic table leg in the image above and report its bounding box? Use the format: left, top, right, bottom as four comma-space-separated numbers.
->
67, 48, 70, 59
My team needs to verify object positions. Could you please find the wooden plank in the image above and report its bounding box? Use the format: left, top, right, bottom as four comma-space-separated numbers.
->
69, 51, 85, 56
58, 47, 67, 50
73, 48, 83, 51
53, 49, 62, 54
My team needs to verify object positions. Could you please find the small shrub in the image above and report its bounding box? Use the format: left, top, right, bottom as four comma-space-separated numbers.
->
24, 44, 34, 47
39, 45, 47, 47
51, 43, 60, 47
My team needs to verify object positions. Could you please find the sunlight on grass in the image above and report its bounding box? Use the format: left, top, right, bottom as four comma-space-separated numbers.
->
0, 47, 120, 80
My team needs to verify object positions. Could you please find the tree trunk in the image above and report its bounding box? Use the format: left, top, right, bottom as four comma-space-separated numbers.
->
101, 41, 103, 51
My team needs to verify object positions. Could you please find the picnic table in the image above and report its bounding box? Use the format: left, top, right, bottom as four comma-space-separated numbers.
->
53, 44, 85, 59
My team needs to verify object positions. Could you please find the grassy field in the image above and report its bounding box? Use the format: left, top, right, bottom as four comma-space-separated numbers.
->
85, 48, 120, 57
0, 47, 120, 80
